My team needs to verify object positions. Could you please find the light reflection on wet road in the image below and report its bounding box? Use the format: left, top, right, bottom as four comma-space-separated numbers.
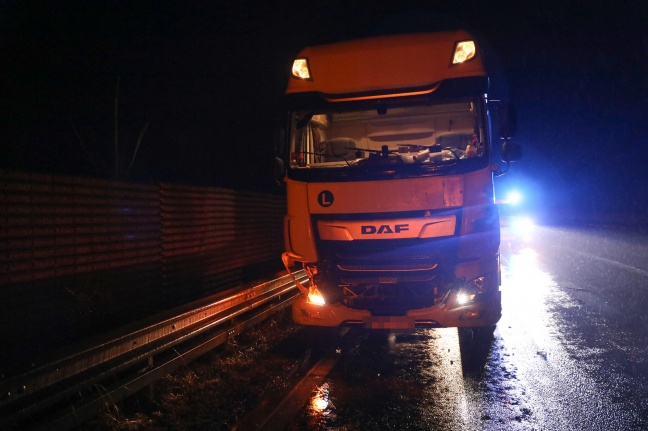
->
292, 225, 648, 430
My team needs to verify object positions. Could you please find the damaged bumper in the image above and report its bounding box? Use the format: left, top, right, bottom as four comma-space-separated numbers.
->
292, 289, 501, 330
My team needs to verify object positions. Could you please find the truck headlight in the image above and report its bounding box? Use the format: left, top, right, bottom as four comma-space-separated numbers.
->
292, 58, 311, 79
453, 40, 476, 64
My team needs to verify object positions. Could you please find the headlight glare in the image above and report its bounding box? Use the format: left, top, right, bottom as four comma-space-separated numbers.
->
292, 58, 311, 79
307, 286, 326, 305
456, 276, 487, 305
453, 40, 476, 64
456, 292, 474, 305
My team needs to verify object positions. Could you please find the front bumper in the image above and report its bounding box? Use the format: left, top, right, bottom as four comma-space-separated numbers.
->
292, 289, 501, 330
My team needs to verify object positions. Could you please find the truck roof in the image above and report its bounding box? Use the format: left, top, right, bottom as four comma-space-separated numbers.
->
286, 30, 487, 100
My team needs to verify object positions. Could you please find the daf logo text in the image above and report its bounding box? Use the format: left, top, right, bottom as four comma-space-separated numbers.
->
361, 224, 410, 235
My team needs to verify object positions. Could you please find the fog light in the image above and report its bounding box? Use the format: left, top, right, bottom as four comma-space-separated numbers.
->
456, 276, 487, 305
307, 286, 326, 305
457, 292, 475, 305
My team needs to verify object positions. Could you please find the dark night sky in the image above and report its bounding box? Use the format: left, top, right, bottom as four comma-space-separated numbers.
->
1, 1, 648, 220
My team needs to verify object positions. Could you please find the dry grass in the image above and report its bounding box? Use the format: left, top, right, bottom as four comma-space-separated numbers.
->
88, 309, 303, 431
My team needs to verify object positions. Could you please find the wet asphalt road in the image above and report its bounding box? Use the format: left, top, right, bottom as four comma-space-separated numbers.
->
287, 224, 648, 430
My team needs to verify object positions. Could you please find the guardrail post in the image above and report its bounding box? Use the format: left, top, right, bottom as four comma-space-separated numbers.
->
148, 356, 155, 400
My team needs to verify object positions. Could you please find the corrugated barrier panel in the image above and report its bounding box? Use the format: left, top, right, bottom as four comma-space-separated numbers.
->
0, 170, 286, 368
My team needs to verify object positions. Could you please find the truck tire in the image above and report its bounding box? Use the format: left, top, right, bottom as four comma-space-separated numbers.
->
458, 325, 496, 375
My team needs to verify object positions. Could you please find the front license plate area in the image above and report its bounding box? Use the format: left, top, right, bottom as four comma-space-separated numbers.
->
363, 316, 415, 330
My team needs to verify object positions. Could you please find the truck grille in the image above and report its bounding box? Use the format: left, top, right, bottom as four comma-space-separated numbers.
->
343, 283, 443, 313
337, 262, 438, 272
339, 273, 437, 284
312, 211, 461, 312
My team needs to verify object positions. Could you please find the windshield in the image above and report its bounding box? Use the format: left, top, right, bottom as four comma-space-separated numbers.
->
288, 97, 489, 178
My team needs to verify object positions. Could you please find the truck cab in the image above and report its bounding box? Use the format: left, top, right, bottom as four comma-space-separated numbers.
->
279, 30, 518, 330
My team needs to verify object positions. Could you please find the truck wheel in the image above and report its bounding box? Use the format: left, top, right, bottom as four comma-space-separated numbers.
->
458, 325, 495, 375
458, 325, 496, 344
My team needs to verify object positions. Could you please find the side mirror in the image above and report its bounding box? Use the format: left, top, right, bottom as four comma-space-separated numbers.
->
501, 141, 522, 163
274, 157, 285, 186
494, 102, 520, 176
273, 121, 287, 186
498, 102, 517, 140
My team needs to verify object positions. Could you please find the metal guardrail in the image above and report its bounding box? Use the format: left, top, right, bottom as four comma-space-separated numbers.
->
0, 270, 307, 430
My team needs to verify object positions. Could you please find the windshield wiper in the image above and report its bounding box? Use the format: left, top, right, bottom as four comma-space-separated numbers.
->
296, 151, 352, 167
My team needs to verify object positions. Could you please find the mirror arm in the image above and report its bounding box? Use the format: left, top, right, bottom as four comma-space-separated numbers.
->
494, 160, 510, 177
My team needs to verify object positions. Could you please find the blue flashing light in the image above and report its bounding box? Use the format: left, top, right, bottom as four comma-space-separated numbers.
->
507, 190, 523, 205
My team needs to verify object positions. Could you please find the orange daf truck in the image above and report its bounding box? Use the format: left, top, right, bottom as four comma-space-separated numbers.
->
278, 30, 519, 334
